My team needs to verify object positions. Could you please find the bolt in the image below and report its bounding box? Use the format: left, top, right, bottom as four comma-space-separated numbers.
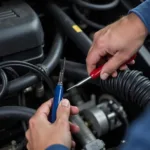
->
24, 87, 33, 93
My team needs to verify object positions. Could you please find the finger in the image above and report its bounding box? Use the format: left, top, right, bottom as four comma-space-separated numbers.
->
72, 141, 76, 148
26, 143, 30, 150
70, 106, 79, 115
120, 65, 128, 70
112, 71, 117, 77
56, 99, 70, 122
35, 99, 52, 119
86, 49, 103, 74
128, 60, 135, 65
100, 53, 130, 80
25, 130, 30, 140
70, 122, 80, 133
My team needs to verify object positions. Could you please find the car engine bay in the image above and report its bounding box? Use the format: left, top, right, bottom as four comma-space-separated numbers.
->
0, 0, 150, 149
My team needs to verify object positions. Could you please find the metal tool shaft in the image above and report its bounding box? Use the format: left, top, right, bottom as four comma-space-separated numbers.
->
67, 76, 91, 91
58, 58, 66, 85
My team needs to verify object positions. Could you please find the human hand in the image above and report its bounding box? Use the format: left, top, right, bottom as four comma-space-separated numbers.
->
25, 99, 80, 150
86, 13, 148, 80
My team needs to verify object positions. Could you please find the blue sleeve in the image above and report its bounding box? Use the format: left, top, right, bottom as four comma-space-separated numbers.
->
46, 144, 69, 150
120, 106, 150, 150
129, 0, 150, 32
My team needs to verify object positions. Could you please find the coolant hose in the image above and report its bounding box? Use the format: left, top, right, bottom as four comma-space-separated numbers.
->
64, 60, 150, 108
42, 32, 64, 74
70, 0, 120, 10
47, 3, 92, 56
0, 106, 35, 121
5, 31, 63, 94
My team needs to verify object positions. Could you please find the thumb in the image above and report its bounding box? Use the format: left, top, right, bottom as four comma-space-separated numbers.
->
100, 53, 129, 79
56, 99, 70, 122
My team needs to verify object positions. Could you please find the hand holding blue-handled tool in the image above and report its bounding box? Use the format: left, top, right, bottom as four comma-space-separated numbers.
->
49, 58, 66, 123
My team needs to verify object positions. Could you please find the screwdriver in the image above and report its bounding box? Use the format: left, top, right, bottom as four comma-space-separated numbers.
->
67, 55, 136, 91
49, 58, 66, 123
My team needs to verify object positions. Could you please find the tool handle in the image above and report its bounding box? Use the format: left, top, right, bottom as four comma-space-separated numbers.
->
90, 54, 136, 79
49, 85, 63, 123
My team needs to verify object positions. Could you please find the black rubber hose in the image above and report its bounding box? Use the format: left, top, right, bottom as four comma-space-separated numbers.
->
42, 32, 64, 74
0, 106, 35, 121
64, 60, 150, 108
70, 0, 120, 10
3, 31, 63, 94
0, 69, 8, 99
72, 5, 105, 29
47, 3, 92, 56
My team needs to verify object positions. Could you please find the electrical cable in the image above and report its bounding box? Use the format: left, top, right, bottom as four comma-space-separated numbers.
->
4, 67, 19, 79
0, 69, 8, 100
0, 61, 54, 95
72, 5, 105, 29
69, 0, 120, 10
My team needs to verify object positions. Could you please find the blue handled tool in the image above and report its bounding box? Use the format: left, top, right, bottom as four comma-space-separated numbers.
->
49, 58, 66, 123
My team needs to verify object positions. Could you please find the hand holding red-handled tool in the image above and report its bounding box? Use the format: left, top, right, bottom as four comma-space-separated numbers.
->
67, 54, 136, 91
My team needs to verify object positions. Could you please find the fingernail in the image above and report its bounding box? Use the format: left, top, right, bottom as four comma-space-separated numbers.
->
101, 73, 109, 80
61, 99, 69, 107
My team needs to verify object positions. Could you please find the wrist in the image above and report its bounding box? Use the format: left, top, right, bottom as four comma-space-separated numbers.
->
126, 13, 148, 39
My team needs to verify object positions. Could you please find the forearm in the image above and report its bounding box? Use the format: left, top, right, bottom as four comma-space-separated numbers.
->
46, 144, 69, 150
129, 0, 150, 32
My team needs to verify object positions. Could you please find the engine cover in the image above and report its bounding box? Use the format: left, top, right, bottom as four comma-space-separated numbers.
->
0, 0, 44, 63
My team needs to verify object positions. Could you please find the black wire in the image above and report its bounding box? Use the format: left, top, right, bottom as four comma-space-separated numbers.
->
0, 69, 8, 100
70, 0, 120, 10
4, 67, 19, 78
73, 5, 105, 29
0, 61, 54, 95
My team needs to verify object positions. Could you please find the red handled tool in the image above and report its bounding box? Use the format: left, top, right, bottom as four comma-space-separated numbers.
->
67, 55, 136, 91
